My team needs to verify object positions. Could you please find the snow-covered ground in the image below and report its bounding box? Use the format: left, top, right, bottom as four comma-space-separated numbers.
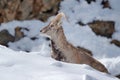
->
0, 0, 120, 80
0, 45, 119, 80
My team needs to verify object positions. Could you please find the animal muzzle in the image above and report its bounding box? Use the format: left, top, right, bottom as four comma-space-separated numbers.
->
40, 28, 46, 33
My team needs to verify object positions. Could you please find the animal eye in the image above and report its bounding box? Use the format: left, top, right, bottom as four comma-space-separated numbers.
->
51, 25, 54, 27
50, 24, 54, 27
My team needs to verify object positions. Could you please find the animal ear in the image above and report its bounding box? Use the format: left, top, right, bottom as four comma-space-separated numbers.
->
50, 12, 66, 27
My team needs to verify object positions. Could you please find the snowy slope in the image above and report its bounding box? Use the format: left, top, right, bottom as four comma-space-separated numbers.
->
0, 45, 119, 80
0, 0, 120, 80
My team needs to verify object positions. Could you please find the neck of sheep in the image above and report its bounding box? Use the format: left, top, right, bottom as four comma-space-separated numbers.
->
51, 27, 68, 50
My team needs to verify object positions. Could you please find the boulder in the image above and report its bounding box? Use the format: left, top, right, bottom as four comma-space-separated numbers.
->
14, 27, 25, 41
111, 40, 120, 47
101, 0, 111, 9
0, 29, 15, 46
0, 0, 61, 23
88, 20, 115, 38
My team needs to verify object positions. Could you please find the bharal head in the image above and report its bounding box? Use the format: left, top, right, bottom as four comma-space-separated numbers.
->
40, 12, 65, 38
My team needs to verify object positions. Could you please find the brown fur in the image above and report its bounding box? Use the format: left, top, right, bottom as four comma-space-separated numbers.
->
51, 40, 66, 61
40, 12, 108, 73
77, 46, 92, 56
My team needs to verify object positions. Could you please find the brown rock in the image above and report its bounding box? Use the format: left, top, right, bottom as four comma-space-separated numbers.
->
0, 0, 61, 23
4, 0, 20, 22
36, 0, 61, 21
0, 8, 4, 23
111, 40, 120, 47
14, 27, 25, 41
32, 0, 43, 17
88, 20, 115, 38
15, 0, 33, 20
0, 29, 15, 46
101, 0, 111, 9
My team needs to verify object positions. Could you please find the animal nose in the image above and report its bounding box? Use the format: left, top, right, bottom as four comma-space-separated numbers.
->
40, 29, 44, 32
40, 29, 46, 33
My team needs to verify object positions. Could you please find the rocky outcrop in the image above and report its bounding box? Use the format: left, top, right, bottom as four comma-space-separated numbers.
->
0, 26, 29, 46
111, 40, 120, 47
0, 29, 15, 46
14, 27, 25, 41
0, 0, 61, 23
88, 20, 115, 38
101, 0, 111, 9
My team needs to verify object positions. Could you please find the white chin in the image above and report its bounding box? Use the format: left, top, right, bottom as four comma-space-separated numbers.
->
40, 33, 51, 38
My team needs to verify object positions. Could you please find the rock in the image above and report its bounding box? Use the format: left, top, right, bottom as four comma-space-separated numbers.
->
0, 8, 4, 23
15, 0, 33, 20
35, 0, 61, 21
88, 20, 115, 38
77, 21, 86, 26
111, 40, 120, 47
101, 0, 111, 9
0, 0, 61, 23
14, 27, 25, 41
30, 37, 38, 40
0, 29, 15, 46
116, 74, 120, 79
45, 37, 50, 41
85, 0, 96, 4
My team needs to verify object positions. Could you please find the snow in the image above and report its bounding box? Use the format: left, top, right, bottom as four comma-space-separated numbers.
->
0, 0, 120, 80
0, 45, 118, 80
